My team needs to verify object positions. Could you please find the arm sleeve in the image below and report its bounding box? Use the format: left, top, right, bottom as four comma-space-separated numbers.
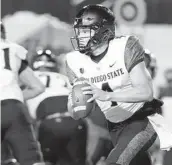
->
124, 36, 145, 72
65, 60, 78, 85
19, 60, 29, 74
157, 87, 164, 99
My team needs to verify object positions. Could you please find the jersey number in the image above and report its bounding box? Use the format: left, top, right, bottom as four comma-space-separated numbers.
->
101, 82, 117, 106
3, 48, 11, 70
45, 75, 50, 87
39, 74, 50, 87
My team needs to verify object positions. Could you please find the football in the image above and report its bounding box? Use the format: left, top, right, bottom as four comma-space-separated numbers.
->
71, 79, 94, 120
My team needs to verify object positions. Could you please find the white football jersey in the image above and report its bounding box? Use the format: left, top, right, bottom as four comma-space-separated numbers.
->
26, 71, 70, 119
0, 40, 27, 102
66, 36, 145, 122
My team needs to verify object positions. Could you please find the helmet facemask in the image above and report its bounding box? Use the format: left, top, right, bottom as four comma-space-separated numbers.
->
71, 23, 96, 54
32, 51, 57, 72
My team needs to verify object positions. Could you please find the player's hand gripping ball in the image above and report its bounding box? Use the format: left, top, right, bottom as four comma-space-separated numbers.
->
70, 78, 95, 120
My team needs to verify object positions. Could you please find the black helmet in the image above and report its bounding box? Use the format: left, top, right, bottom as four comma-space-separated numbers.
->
32, 49, 57, 72
71, 4, 115, 54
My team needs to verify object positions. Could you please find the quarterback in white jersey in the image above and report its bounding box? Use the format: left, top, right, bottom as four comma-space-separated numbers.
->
66, 5, 172, 165
0, 22, 45, 165
27, 50, 88, 165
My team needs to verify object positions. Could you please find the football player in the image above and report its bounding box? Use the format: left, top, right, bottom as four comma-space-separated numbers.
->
87, 49, 158, 165
26, 49, 88, 165
0, 22, 45, 165
143, 49, 163, 165
65, 5, 172, 165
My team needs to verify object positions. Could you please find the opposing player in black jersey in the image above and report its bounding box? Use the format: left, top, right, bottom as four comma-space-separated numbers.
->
27, 50, 88, 165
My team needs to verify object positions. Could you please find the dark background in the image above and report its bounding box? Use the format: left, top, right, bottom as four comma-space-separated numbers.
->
2, 0, 172, 24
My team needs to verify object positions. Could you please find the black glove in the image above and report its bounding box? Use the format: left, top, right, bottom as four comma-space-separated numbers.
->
134, 98, 164, 119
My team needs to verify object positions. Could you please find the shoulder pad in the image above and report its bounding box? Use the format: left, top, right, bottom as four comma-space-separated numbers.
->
66, 51, 81, 67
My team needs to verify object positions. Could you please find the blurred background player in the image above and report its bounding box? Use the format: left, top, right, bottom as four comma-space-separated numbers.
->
26, 49, 88, 165
143, 49, 162, 165
157, 68, 172, 165
159, 68, 172, 123
0, 22, 45, 165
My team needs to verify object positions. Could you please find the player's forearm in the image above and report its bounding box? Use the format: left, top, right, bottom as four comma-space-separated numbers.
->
23, 87, 45, 100
108, 86, 153, 103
